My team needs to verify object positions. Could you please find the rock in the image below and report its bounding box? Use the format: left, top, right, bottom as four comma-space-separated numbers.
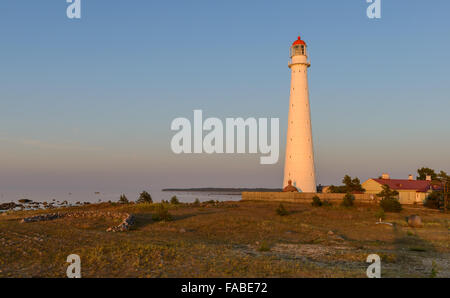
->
18, 199, 33, 204
332, 235, 345, 241
327, 231, 334, 236
407, 215, 423, 228
21, 213, 62, 223
106, 214, 135, 232
0, 202, 19, 210
179, 228, 186, 233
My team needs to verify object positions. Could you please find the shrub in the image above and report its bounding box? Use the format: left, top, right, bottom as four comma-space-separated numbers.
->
152, 205, 173, 222
311, 196, 322, 207
377, 185, 402, 212
193, 198, 200, 206
257, 241, 271, 252
170, 196, 180, 205
276, 203, 289, 216
380, 198, 402, 213
322, 199, 332, 207
341, 193, 355, 207
375, 209, 385, 220
137, 191, 153, 204
424, 192, 443, 209
118, 194, 129, 204
430, 261, 439, 278
328, 175, 366, 193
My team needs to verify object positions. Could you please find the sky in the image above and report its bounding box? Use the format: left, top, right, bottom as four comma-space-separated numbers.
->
1, 0, 450, 200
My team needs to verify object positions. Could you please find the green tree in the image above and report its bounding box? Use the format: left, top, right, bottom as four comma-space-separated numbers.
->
328, 185, 345, 193
437, 170, 449, 182
341, 193, 355, 207
417, 167, 437, 180
170, 196, 180, 204
424, 191, 443, 209
118, 194, 129, 204
329, 175, 365, 193
137, 191, 153, 204
377, 185, 402, 212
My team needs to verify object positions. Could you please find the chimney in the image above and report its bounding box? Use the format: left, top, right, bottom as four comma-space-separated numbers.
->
426, 175, 432, 181
408, 174, 414, 180
381, 173, 390, 180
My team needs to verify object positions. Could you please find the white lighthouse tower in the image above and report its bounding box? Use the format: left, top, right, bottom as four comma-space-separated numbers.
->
283, 36, 316, 193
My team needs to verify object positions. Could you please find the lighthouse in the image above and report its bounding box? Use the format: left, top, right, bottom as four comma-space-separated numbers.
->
283, 36, 316, 193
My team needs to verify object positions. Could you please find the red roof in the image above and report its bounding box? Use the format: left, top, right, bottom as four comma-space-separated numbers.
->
372, 179, 432, 192
292, 36, 306, 46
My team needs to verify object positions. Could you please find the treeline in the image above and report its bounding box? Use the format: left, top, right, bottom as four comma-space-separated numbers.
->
162, 188, 282, 192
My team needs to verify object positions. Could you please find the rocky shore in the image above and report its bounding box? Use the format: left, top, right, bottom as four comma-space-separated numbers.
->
0, 200, 90, 212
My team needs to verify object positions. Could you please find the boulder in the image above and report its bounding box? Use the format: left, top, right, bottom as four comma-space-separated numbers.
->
0, 202, 18, 210
407, 215, 423, 228
21, 213, 62, 223
106, 214, 135, 232
18, 199, 33, 204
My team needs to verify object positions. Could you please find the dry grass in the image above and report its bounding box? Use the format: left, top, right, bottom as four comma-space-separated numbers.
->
0, 201, 448, 278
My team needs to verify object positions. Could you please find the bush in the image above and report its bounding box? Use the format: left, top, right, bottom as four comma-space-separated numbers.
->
377, 185, 402, 212
170, 196, 180, 205
341, 193, 355, 207
424, 192, 443, 209
152, 205, 173, 222
118, 194, 129, 204
430, 261, 439, 278
193, 198, 200, 206
375, 209, 386, 220
276, 203, 289, 216
311, 196, 322, 207
257, 241, 271, 252
328, 175, 366, 193
137, 191, 153, 204
380, 198, 402, 213
322, 199, 332, 207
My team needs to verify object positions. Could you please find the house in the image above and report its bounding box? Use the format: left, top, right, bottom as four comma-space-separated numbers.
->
362, 173, 437, 204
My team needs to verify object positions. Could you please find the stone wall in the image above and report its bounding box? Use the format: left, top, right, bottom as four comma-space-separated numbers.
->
241, 192, 377, 204
20, 211, 135, 232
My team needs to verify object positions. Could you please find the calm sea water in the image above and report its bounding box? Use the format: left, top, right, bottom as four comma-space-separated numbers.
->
0, 189, 242, 204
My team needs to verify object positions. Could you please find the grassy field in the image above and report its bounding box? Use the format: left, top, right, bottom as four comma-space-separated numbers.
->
0, 200, 449, 278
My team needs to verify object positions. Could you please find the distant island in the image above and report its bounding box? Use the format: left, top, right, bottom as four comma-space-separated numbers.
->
162, 188, 282, 192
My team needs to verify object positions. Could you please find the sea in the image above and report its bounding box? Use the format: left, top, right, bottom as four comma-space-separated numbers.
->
0, 189, 242, 205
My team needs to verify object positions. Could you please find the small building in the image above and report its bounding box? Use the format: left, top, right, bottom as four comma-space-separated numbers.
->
362, 173, 436, 204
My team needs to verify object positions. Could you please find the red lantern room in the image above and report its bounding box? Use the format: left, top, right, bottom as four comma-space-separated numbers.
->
290, 36, 307, 57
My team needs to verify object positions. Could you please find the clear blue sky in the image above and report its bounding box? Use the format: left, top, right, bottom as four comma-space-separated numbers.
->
1, 0, 449, 197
